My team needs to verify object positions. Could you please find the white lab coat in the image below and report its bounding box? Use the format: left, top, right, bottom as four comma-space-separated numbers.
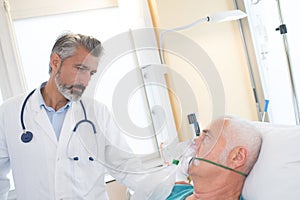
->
0, 89, 142, 200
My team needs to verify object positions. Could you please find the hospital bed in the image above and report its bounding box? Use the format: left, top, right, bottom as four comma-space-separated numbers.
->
242, 121, 300, 199
129, 120, 300, 200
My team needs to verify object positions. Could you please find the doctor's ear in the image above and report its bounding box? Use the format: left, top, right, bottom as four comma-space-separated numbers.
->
50, 53, 61, 72
229, 146, 247, 169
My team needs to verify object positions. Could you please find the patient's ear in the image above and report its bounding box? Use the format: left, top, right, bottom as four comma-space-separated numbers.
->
229, 146, 248, 169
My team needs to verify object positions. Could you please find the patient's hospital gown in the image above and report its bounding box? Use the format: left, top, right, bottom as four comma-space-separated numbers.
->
166, 184, 245, 200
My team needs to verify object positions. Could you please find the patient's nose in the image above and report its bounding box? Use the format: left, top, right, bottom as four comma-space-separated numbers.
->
193, 133, 206, 155
194, 133, 205, 145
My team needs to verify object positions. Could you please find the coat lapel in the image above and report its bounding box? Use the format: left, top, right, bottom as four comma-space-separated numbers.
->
30, 90, 58, 145
58, 102, 77, 147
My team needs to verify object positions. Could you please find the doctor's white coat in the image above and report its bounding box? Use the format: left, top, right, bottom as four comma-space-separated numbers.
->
0, 90, 141, 200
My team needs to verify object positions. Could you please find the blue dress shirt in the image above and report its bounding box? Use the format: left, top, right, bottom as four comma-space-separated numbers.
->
37, 85, 71, 140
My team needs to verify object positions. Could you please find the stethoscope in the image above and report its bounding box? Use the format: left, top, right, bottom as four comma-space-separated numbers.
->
20, 88, 98, 161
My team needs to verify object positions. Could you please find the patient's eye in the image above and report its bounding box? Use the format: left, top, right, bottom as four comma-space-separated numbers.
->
202, 130, 211, 144
204, 134, 210, 144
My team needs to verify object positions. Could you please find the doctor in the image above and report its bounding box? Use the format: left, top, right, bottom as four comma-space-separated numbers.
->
0, 33, 143, 199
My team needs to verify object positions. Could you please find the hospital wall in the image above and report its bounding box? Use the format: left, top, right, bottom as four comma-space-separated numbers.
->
148, 0, 258, 140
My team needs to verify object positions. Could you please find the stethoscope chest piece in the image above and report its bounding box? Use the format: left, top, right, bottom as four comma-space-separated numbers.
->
20, 89, 36, 143
21, 131, 33, 143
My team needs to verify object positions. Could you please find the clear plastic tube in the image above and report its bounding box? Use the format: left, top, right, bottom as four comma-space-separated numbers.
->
131, 139, 199, 199
176, 140, 198, 179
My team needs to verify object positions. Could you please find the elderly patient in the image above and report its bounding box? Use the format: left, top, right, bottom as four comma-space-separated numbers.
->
166, 116, 262, 200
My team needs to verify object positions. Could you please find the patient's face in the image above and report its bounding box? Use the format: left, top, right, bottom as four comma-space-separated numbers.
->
189, 119, 228, 178
195, 119, 226, 158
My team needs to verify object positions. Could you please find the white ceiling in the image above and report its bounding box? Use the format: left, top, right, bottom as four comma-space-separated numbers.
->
8, 0, 117, 20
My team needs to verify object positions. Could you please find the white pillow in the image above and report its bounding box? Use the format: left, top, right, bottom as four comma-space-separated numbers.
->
242, 121, 300, 200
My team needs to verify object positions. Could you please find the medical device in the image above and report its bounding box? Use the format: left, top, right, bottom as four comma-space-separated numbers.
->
189, 157, 248, 177
188, 113, 201, 137
139, 140, 197, 199
160, 139, 199, 179
20, 89, 97, 161
261, 99, 269, 122
175, 140, 199, 181
20, 89, 36, 143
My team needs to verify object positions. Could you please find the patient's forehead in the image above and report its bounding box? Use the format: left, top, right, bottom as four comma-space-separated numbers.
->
196, 118, 228, 158
207, 118, 228, 136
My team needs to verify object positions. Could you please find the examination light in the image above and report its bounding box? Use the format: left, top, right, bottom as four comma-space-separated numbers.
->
159, 9, 247, 63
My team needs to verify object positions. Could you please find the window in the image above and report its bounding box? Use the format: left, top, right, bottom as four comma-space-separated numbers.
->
13, 7, 123, 91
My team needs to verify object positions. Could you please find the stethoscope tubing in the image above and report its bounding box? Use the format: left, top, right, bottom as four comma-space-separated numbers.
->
73, 100, 96, 134
20, 88, 97, 142
20, 88, 99, 162
20, 89, 36, 132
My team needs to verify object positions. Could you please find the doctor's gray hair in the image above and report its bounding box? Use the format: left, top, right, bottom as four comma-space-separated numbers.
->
218, 116, 262, 174
49, 32, 103, 74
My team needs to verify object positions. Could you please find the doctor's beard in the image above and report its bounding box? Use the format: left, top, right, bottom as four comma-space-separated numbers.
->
54, 70, 86, 102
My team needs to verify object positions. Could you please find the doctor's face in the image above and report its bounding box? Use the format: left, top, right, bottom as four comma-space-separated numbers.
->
54, 46, 99, 101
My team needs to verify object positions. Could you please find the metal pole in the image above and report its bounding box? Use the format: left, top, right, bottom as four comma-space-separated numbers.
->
275, 0, 300, 124
233, 0, 262, 121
